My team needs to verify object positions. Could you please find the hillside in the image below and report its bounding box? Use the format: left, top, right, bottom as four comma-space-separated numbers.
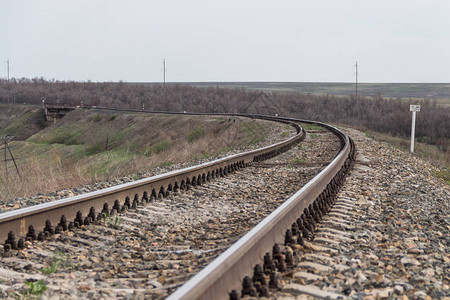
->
0, 104, 47, 140
0, 108, 291, 203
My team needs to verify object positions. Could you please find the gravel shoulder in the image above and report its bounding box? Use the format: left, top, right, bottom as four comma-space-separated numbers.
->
274, 127, 449, 299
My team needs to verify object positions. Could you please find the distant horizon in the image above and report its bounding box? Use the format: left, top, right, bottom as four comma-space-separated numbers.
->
1, 77, 449, 84
2, 79, 449, 101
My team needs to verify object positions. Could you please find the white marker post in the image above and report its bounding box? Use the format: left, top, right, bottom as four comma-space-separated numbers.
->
410, 105, 420, 153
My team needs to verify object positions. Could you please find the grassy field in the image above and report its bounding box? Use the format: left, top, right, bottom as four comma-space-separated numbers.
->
0, 108, 284, 201
173, 82, 450, 106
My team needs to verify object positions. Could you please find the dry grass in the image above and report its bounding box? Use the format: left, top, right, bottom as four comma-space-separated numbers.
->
364, 130, 449, 184
0, 112, 283, 203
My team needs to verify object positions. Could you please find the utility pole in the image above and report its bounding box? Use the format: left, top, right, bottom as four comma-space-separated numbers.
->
355, 61, 358, 97
4, 138, 7, 180
1, 136, 20, 180
162, 59, 166, 84
7, 59, 10, 81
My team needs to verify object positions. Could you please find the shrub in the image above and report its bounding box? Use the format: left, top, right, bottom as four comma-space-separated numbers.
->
86, 143, 104, 155
188, 126, 206, 143
92, 114, 102, 122
47, 130, 80, 145
147, 140, 171, 155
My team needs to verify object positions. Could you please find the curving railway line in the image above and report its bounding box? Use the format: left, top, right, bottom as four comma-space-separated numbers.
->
0, 110, 355, 299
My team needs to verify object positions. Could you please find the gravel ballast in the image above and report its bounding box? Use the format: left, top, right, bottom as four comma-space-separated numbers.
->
0, 127, 341, 299
273, 128, 449, 300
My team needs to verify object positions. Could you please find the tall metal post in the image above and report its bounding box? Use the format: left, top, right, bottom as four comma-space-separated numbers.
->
410, 110, 416, 153
4, 140, 7, 180
355, 61, 358, 97
410, 105, 420, 153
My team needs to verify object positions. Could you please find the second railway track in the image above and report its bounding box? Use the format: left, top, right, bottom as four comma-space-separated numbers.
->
0, 112, 353, 299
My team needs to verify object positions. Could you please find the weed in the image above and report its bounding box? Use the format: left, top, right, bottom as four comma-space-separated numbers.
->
108, 130, 127, 149
108, 114, 117, 121
300, 144, 309, 150
188, 126, 206, 143
159, 161, 174, 167
85, 143, 104, 155
102, 212, 122, 229
72, 144, 87, 160
38, 126, 82, 146
147, 140, 171, 155
310, 133, 318, 139
22, 280, 47, 297
281, 131, 288, 138
92, 114, 102, 122
301, 123, 323, 131
243, 122, 266, 145
217, 146, 233, 154
364, 129, 449, 171
436, 170, 450, 185
41, 263, 59, 275
193, 152, 211, 161
41, 250, 75, 274
291, 157, 306, 164
110, 216, 123, 229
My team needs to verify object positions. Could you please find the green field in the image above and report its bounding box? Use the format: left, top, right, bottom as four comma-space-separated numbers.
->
172, 82, 450, 105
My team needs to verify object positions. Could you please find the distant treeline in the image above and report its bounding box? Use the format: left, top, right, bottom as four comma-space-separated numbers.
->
0, 78, 448, 151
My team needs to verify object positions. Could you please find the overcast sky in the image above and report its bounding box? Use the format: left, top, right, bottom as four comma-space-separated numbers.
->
1, 0, 449, 83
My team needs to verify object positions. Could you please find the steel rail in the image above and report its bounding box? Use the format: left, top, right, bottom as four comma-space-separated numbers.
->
0, 113, 304, 244
167, 119, 355, 300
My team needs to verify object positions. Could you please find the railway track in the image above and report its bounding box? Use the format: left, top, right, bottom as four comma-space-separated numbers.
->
0, 111, 354, 299
272, 129, 450, 300
270, 188, 363, 299
168, 118, 355, 300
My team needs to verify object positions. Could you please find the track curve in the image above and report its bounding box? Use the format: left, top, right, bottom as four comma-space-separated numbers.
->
0, 111, 304, 245
167, 118, 355, 299
1, 110, 355, 299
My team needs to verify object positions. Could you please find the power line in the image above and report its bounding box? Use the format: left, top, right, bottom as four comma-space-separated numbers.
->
7, 59, 10, 81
